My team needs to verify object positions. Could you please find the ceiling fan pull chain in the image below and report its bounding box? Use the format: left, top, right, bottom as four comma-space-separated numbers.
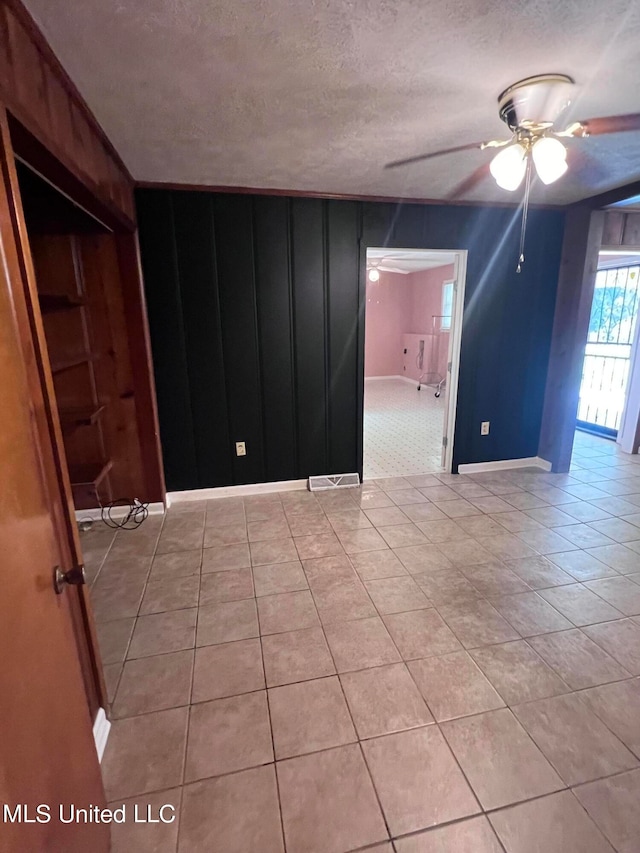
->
516, 155, 533, 273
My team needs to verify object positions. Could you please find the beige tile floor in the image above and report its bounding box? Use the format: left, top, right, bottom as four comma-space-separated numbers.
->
83, 431, 640, 852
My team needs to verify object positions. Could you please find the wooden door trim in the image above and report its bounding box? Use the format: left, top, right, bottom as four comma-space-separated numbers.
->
9, 115, 129, 232
0, 106, 106, 715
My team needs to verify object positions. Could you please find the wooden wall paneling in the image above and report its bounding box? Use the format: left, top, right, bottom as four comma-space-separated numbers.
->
253, 195, 298, 482
29, 230, 82, 296
326, 200, 361, 474
528, 210, 570, 408
70, 103, 98, 188
138, 190, 566, 487
0, 108, 105, 715
456, 209, 511, 467
357, 203, 394, 479
8, 118, 113, 231
136, 191, 197, 491
602, 211, 625, 247
538, 208, 605, 471
42, 71, 76, 161
0, 4, 10, 85
79, 233, 144, 500
172, 191, 232, 488
30, 232, 112, 509
486, 211, 557, 463
622, 213, 640, 246
114, 230, 165, 502
0, 1, 135, 226
360, 201, 394, 249
291, 198, 329, 477
13, 164, 164, 506
4, 4, 47, 130
213, 194, 265, 485
391, 201, 426, 247
355, 239, 367, 481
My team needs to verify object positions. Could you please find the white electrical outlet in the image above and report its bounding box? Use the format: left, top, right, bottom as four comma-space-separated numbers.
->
235, 441, 246, 456
481, 421, 490, 436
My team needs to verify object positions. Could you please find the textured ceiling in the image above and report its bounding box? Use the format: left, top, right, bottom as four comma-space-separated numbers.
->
24, 0, 640, 203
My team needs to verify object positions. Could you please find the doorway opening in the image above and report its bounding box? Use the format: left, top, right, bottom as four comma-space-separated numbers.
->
363, 248, 466, 479
576, 251, 640, 441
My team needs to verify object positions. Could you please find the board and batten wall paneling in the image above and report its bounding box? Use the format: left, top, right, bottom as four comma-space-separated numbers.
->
291, 198, 330, 478
171, 191, 232, 488
213, 194, 266, 485
137, 188, 566, 490
326, 200, 361, 474
135, 191, 198, 490
253, 196, 297, 482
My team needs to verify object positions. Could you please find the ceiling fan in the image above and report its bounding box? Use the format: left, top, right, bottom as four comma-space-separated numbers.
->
386, 74, 640, 270
366, 254, 414, 281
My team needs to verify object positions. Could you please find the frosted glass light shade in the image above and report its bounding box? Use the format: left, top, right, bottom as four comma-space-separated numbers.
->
368, 268, 380, 282
489, 143, 527, 191
532, 136, 568, 184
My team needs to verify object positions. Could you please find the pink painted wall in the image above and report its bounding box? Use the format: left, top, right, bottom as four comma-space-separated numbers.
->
364, 264, 455, 379
405, 264, 454, 380
364, 271, 411, 376
408, 265, 455, 334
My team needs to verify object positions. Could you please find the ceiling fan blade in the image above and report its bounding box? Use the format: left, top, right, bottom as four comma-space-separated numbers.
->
379, 264, 409, 274
447, 163, 491, 200
385, 142, 489, 170
575, 114, 640, 136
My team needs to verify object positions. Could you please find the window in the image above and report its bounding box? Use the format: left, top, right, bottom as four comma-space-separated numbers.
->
441, 281, 454, 330
578, 264, 640, 432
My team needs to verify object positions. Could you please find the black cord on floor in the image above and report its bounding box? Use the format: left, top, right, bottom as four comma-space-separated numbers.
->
100, 497, 150, 530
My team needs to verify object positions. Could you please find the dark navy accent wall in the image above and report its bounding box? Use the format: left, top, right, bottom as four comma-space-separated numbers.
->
136, 189, 565, 491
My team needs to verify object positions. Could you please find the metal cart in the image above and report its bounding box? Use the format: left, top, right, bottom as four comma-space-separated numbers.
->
417, 315, 449, 397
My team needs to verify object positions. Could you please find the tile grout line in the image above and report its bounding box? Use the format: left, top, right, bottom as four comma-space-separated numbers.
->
93, 435, 640, 848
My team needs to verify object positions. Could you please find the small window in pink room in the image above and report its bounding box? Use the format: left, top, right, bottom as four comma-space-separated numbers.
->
441, 281, 454, 330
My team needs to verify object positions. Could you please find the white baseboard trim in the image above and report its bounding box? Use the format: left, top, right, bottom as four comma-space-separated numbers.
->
458, 456, 553, 475
93, 708, 111, 763
365, 374, 419, 386
168, 479, 309, 505
75, 502, 165, 522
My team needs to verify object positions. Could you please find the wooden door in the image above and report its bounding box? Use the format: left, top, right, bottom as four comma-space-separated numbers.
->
0, 132, 109, 850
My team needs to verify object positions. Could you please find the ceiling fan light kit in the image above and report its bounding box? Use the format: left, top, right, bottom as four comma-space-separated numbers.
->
490, 134, 568, 191
531, 136, 568, 185
385, 73, 640, 271
490, 142, 527, 191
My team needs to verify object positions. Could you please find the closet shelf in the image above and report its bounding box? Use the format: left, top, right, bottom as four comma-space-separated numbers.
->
38, 292, 84, 312
68, 460, 112, 490
50, 352, 95, 374
59, 404, 106, 430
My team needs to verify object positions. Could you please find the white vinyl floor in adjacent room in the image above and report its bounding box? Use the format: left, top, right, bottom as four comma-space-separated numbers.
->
364, 377, 445, 479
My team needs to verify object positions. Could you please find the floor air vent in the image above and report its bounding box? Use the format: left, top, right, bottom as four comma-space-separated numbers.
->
308, 473, 360, 491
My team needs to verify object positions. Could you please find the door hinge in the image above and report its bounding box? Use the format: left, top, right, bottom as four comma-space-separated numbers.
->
447, 361, 452, 373
442, 436, 448, 448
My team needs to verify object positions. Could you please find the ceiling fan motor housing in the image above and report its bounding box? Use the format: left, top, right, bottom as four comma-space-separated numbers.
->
498, 74, 575, 132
